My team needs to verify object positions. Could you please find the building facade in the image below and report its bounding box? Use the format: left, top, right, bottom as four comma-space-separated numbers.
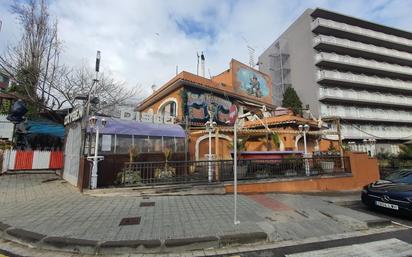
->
259, 8, 412, 155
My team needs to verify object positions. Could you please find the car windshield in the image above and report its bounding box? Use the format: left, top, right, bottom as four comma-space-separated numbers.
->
384, 169, 412, 184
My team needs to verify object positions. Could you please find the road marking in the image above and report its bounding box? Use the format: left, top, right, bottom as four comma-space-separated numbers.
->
286, 238, 412, 257
391, 220, 412, 229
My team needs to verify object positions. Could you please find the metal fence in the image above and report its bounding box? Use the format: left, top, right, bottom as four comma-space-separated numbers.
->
118, 156, 351, 186
378, 159, 412, 178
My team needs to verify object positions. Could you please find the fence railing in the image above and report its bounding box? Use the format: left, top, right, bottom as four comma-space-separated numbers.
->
118, 157, 351, 186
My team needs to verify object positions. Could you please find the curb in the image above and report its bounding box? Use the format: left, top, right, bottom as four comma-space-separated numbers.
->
220, 232, 268, 246
100, 239, 161, 248
365, 218, 392, 228
0, 221, 268, 254
6, 228, 46, 243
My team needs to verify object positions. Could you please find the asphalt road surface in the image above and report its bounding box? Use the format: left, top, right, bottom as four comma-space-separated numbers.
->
214, 228, 412, 257
348, 201, 412, 228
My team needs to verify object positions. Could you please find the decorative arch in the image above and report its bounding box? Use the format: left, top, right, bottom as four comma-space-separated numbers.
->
157, 97, 178, 117
195, 134, 232, 161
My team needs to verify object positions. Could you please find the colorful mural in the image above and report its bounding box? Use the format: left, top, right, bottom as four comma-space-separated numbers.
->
235, 67, 270, 99
186, 89, 231, 124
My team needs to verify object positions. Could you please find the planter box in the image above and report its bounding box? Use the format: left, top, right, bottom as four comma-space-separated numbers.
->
321, 161, 335, 173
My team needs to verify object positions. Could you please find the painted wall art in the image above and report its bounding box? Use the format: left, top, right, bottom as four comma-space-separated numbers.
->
186, 89, 231, 124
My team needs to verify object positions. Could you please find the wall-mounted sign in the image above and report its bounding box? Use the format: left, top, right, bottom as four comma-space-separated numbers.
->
120, 111, 175, 124
186, 89, 231, 124
64, 107, 84, 126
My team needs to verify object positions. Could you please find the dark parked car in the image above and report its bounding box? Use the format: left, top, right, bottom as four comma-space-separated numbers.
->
361, 169, 412, 216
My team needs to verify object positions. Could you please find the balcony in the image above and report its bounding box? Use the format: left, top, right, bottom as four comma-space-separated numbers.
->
315, 52, 412, 80
340, 124, 412, 140
320, 103, 412, 124
316, 70, 412, 93
313, 35, 412, 66
319, 87, 412, 109
311, 18, 412, 53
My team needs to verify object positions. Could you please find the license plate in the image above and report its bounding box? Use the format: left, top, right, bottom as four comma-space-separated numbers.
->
375, 201, 399, 210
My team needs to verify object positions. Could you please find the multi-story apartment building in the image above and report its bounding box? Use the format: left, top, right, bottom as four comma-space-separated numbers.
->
259, 8, 412, 155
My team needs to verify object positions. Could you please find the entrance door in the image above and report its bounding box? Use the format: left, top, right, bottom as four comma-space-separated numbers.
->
63, 123, 82, 186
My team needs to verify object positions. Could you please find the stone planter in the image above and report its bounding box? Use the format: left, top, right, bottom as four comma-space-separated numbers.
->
321, 161, 335, 173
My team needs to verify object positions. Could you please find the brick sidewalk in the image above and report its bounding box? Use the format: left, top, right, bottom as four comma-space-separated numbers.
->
0, 174, 389, 254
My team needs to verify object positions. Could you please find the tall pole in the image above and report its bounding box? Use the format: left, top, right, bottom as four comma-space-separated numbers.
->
337, 118, 345, 170
233, 120, 239, 225
208, 121, 212, 183
90, 125, 99, 189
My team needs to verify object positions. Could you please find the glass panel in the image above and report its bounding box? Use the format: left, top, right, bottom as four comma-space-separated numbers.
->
176, 138, 185, 152
163, 137, 176, 151
115, 135, 133, 154
149, 136, 162, 152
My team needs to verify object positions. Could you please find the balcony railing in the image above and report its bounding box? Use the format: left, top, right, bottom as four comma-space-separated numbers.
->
341, 124, 412, 140
317, 70, 412, 92
315, 52, 412, 78
320, 103, 412, 123
118, 157, 351, 186
313, 35, 412, 64
319, 86, 412, 107
311, 18, 412, 49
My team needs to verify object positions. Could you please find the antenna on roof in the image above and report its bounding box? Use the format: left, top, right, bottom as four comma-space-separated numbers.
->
200, 52, 205, 77
196, 52, 200, 75
247, 45, 256, 68
176, 65, 178, 75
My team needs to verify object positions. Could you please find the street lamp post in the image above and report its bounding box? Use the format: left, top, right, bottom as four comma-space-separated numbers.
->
299, 124, 310, 176
88, 116, 106, 189
205, 109, 217, 183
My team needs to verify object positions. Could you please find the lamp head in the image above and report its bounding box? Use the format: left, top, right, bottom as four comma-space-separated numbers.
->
89, 116, 97, 128
298, 124, 303, 132
101, 118, 107, 128
304, 124, 310, 132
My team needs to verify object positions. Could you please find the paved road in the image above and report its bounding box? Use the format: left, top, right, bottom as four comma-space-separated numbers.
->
347, 201, 412, 228
213, 228, 412, 257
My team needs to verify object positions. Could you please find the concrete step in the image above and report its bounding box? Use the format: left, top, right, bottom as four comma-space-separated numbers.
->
83, 183, 226, 197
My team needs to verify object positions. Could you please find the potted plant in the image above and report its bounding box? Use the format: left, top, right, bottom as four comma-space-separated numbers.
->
154, 148, 176, 180
321, 142, 338, 173
117, 145, 142, 185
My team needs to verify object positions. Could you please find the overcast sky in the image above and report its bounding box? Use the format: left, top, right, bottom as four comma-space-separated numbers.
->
1, 0, 412, 98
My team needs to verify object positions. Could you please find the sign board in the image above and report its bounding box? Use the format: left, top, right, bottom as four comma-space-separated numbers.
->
228, 104, 238, 125
64, 107, 84, 126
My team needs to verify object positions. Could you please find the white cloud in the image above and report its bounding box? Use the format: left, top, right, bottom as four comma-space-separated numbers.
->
1, 0, 412, 98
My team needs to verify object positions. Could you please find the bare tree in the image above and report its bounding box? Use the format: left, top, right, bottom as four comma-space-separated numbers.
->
53, 65, 138, 112
0, 0, 139, 114
0, 0, 62, 112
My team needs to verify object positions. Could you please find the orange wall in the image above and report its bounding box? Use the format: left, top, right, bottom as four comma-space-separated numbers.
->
141, 88, 183, 119
225, 152, 380, 193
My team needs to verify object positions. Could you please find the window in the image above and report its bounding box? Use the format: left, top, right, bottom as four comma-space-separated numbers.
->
160, 102, 177, 117
115, 135, 133, 154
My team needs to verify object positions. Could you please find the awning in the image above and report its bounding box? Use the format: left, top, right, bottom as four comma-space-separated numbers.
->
86, 116, 186, 138
26, 120, 65, 138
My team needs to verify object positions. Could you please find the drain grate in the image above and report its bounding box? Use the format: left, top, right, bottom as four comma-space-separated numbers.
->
140, 202, 155, 207
119, 217, 141, 226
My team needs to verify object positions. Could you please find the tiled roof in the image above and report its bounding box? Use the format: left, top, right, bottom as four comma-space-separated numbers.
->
244, 114, 319, 129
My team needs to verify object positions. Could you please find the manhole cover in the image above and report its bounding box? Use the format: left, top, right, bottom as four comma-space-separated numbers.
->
140, 202, 155, 207
119, 217, 141, 226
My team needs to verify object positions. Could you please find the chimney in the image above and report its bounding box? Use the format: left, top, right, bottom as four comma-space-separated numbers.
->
200, 52, 205, 77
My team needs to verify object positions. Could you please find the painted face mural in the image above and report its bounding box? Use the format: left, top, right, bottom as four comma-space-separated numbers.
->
186, 89, 231, 124
236, 67, 269, 98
